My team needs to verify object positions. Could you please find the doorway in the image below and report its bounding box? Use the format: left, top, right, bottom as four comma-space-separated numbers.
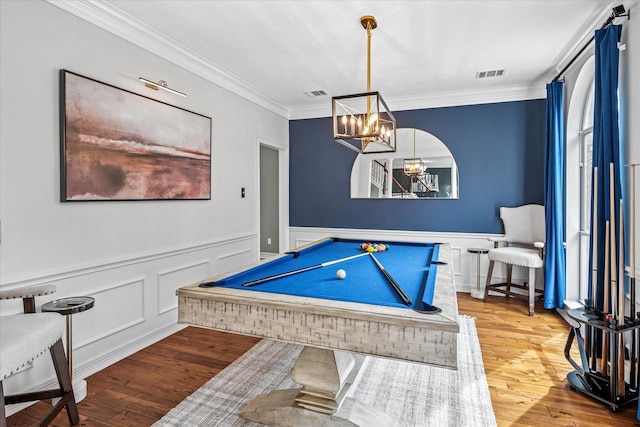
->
260, 144, 279, 256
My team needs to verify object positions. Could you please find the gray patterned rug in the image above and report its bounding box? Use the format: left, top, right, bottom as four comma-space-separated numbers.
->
154, 315, 496, 427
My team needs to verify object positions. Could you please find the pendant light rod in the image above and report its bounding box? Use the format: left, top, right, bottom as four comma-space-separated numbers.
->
361, 15, 377, 92
413, 129, 416, 157
331, 14, 396, 153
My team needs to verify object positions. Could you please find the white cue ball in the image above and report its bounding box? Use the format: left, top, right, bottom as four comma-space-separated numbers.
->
336, 269, 347, 279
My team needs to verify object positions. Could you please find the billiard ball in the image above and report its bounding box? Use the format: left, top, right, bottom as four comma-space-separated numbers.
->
336, 269, 347, 279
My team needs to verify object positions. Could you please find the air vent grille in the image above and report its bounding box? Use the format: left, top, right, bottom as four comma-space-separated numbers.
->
303, 90, 328, 97
476, 69, 506, 79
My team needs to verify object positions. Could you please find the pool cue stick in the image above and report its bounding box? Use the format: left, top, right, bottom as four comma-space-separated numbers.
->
589, 167, 599, 371
591, 167, 599, 310
609, 167, 620, 393
612, 164, 619, 315
618, 199, 625, 397
600, 221, 610, 375
630, 165, 637, 388
604, 163, 617, 380
368, 252, 412, 306
241, 252, 369, 287
619, 200, 625, 324
591, 166, 598, 310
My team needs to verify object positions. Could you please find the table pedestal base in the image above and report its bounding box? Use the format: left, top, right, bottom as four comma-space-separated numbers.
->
240, 390, 399, 427
239, 346, 399, 426
470, 289, 484, 299
468, 248, 489, 300
73, 379, 88, 403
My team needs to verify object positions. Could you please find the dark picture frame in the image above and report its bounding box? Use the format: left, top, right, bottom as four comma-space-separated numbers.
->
60, 70, 212, 201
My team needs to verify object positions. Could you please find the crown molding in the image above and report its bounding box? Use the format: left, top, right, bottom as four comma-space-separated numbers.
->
46, 0, 291, 119
288, 85, 547, 120
389, 85, 547, 112
46, 0, 551, 122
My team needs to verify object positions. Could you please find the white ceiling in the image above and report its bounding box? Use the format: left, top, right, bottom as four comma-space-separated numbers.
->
50, 0, 628, 119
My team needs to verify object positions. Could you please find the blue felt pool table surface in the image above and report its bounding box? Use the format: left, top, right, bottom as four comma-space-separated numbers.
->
203, 238, 440, 313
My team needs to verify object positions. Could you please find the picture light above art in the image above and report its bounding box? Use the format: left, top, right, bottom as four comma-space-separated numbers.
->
139, 77, 187, 97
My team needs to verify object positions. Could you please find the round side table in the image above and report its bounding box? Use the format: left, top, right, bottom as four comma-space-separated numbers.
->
467, 248, 489, 299
42, 296, 95, 402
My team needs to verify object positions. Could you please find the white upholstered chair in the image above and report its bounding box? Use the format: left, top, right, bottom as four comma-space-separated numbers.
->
1, 285, 79, 426
483, 204, 546, 316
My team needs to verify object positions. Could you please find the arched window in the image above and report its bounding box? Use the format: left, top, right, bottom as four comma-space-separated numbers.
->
578, 80, 594, 301
566, 55, 595, 304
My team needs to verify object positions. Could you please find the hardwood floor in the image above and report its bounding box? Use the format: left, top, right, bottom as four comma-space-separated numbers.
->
6, 293, 639, 426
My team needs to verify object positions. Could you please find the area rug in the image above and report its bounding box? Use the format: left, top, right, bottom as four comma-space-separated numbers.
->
154, 315, 496, 427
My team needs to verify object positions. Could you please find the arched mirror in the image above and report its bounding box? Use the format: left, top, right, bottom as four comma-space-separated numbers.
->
350, 128, 459, 199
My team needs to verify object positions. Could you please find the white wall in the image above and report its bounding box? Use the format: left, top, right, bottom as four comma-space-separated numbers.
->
0, 0, 287, 404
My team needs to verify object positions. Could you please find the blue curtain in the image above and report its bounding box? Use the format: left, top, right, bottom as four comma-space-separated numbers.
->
543, 81, 566, 309
589, 24, 623, 313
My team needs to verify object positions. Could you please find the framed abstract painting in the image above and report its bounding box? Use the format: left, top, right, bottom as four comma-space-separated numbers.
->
60, 70, 211, 201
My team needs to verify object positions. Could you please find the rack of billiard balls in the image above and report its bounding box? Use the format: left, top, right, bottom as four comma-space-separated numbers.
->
360, 242, 389, 253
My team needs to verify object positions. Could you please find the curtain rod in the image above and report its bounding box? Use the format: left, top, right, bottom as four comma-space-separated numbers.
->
552, 4, 629, 82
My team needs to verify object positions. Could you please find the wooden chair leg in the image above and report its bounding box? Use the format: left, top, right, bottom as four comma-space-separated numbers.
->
506, 265, 513, 294
43, 339, 79, 426
528, 267, 536, 316
483, 260, 495, 301
22, 296, 37, 314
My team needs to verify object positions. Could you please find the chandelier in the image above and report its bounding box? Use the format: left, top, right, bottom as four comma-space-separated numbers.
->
404, 129, 425, 176
332, 15, 396, 154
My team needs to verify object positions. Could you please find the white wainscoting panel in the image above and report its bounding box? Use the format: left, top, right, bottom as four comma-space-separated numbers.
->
76, 277, 146, 349
217, 248, 255, 276
0, 233, 259, 416
157, 260, 210, 315
450, 246, 463, 277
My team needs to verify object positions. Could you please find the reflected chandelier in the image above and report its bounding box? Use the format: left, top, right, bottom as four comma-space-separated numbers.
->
332, 15, 396, 154
404, 129, 425, 176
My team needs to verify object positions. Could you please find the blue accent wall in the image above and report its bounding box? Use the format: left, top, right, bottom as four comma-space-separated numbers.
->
289, 99, 546, 233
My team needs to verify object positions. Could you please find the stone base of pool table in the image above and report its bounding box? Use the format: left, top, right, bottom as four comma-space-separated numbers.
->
177, 243, 458, 368
239, 389, 399, 427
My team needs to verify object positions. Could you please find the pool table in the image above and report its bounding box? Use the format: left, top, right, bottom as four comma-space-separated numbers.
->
177, 237, 459, 426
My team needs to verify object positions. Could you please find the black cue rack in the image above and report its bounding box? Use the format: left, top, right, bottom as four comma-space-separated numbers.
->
563, 306, 640, 412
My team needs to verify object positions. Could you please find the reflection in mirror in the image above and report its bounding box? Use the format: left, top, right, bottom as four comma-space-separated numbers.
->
350, 128, 459, 199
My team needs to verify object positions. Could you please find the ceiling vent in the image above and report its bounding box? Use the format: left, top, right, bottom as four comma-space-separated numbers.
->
476, 69, 506, 79
303, 90, 328, 97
